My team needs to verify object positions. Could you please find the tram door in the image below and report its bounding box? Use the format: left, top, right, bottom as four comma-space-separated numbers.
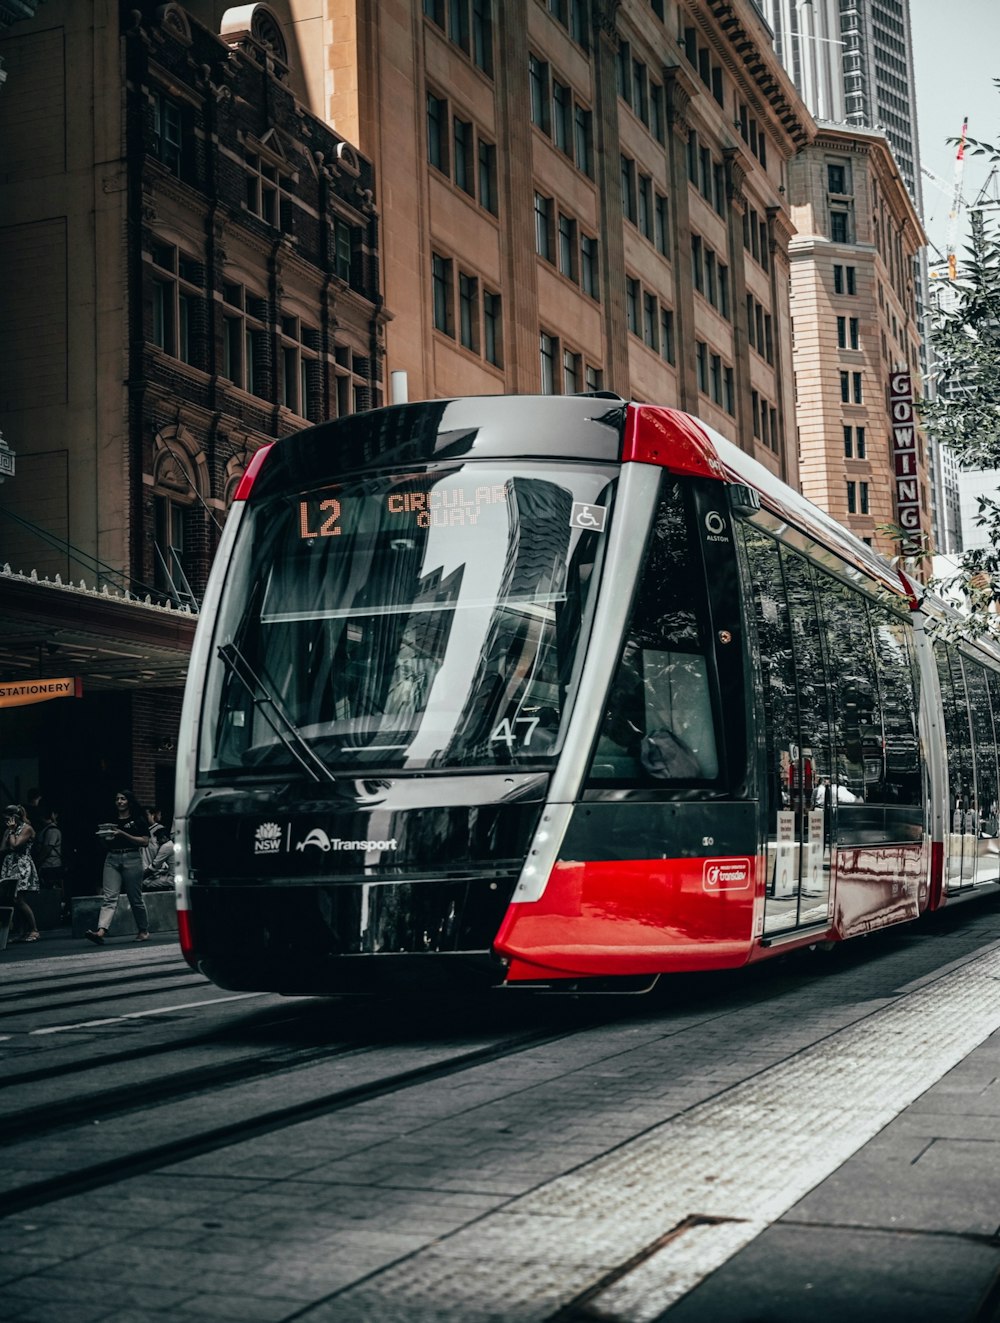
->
936, 643, 977, 891
741, 530, 833, 934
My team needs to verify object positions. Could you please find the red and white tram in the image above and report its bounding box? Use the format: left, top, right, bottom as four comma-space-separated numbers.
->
173, 396, 1000, 993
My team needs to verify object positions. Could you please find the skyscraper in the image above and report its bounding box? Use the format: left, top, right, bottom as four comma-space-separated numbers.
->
768, 0, 923, 210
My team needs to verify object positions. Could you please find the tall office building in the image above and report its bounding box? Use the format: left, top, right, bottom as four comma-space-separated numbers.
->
768, 0, 922, 208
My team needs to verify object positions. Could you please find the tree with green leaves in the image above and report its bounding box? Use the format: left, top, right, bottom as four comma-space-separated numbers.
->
920, 85, 1000, 630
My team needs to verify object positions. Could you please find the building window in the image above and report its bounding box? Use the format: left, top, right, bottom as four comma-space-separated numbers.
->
333, 219, 356, 285
244, 152, 282, 227
553, 214, 573, 281
830, 208, 850, 243
710, 353, 722, 405
849, 316, 859, 349
847, 480, 857, 514
840, 371, 850, 403
724, 365, 735, 414
837, 315, 847, 349
221, 280, 266, 396
563, 347, 581, 394
856, 425, 866, 458
432, 252, 453, 335
471, 0, 493, 74
580, 234, 599, 300
828, 162, 848, 193
638, 174, 653, 240
478, 139, 497, 214
530, 55, 550, 131
534, 193, 553, 261
448, 0, 470, 51
427, 93, 448, 171
853, 371, 863, 403
553, 80, 572, 154
540, 331, 557, 393
574, 104, 593, 176
151, 91, 184, 178
860, 481, 869, 515
453, 117, 474, 194
844, 425, 854, 458
585, 363, 602, 392
643, 291, 658, 350
149, 244, 202, 368
459, 272, 479, 350
483, 290, 502, 366
696, 341, 708, 393
654, 193, 669, 257
660, 309, 675, 364
279, 315, 321, 422
626, 277, 639, 334
621, 155, 637, 223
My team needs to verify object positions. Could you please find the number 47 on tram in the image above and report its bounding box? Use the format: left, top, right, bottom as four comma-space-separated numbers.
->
173, 395, 1000, 995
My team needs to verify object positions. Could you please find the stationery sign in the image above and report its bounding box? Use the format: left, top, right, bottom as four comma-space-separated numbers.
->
0, 677, 83, 708
890, 371, 921, 549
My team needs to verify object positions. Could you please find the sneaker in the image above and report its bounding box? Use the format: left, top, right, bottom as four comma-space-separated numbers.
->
135, 931, 150, 941
84, 929, 105, 945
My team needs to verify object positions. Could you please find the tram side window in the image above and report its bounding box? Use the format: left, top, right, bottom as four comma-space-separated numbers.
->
984, 668, 1000, 835
963, 657, 999, 836
589, 478, 720, 784
780, 549, 834, 808
739, 523, 797, 818
935, 641, 974, 829
870, 607, 921, 806
814, 573, 879, 802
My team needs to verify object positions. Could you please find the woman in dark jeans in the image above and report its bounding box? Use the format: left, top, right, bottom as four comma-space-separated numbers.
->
85, 790, 150, 945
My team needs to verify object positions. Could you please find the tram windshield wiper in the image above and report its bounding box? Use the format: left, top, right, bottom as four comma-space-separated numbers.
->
216, 641, 336, 784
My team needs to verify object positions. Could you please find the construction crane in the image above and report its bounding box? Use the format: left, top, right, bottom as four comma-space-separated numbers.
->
922, 116, 968, 279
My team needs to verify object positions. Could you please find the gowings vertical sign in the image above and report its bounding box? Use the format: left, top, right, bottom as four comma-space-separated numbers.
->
890, 371, 921, 550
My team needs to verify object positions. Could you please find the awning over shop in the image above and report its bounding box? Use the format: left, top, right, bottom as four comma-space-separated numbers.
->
0, 567, 196, 691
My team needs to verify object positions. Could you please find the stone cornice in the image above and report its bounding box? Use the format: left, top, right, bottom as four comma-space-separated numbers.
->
697, 0, 815, 153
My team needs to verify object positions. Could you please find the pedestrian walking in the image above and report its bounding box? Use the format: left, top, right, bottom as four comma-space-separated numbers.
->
85, 790, 151, 946
34, 804, 68, 920
1, 804, 40, 942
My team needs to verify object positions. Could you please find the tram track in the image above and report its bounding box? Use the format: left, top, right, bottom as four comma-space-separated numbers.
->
0, 1021, 585, 1220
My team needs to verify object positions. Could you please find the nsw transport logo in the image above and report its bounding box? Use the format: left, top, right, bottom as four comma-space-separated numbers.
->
254, 821, 283, 855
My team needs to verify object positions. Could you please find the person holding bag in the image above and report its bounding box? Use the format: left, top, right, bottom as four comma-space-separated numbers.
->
1, 804, 40, 942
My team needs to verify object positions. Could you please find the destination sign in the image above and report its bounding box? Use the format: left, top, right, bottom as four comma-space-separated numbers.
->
298, 483, 509, 538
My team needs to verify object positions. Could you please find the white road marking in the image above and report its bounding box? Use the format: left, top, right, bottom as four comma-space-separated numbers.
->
30, 992, 267, 1035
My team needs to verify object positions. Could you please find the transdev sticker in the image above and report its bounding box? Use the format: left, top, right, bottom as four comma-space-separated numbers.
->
702, 857, 752, 891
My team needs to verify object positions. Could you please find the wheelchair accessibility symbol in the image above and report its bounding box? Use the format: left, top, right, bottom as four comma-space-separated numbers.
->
570, 502, 607, 532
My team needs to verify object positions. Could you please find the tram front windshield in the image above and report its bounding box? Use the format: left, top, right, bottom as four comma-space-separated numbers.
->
199, 463, 615, 778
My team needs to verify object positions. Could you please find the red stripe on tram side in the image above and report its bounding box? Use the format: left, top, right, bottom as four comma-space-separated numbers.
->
621, 405, 728, 480
495, 855, 758, 982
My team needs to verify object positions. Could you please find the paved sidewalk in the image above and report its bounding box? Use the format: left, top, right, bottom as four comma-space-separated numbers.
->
2, 925, 180, 963
660, 1025, 1000, 1322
